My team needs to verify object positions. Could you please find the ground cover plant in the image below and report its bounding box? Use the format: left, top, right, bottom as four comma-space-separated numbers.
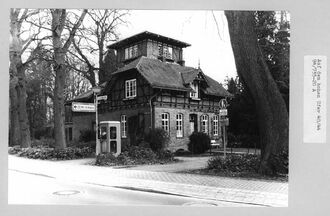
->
8, 139, 94, 160
182, 153, 288, 181
95, 146, 176, 166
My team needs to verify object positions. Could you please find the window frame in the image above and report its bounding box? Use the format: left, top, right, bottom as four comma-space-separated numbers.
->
121, 115, 127, 138
125, 79, 137, 99
213, 115, 219, 136
190, 81, 199, 99
161, 113, 170, 133
201, 114, 208, 134
124, 44, 138, 60
176, 113, 183, 138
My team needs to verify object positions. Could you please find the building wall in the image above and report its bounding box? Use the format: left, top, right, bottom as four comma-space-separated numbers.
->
98, 107, 151, 148
71, 112, 95, 141
154, 106, 220, 151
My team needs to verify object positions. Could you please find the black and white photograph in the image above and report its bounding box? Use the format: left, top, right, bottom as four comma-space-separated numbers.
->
8, 9, 290, 207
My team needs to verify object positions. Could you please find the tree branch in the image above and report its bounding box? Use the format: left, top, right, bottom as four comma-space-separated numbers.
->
62, 9, 88, 52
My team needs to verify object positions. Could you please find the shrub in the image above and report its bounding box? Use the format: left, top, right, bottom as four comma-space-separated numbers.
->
126, 146, 157, 162
269, 150, 288, 174
8, 145, 21, 155
31, 138, 55, 148
95, 146, 176, 166
79, 129, 96, 142
8, 146, 93, 160
174, 148, 191, 156
144, 128, 170, 152
188, 132, 211, 154
156, 150, 175, 162
207, 154, 260, 173
68, 140, 96, 151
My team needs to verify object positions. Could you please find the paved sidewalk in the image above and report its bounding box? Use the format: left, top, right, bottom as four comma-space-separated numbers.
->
8, 155, 288, 207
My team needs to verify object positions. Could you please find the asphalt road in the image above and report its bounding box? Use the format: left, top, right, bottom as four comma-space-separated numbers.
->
8, 170, 237, 206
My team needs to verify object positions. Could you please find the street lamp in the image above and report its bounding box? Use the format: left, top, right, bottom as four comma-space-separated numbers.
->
92, 86, 102, 155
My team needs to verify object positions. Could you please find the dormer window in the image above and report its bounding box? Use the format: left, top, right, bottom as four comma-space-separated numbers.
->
190, 82, 199, 99
125, 44, 138, 60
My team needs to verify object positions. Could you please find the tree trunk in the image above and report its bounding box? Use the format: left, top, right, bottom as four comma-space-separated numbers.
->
9, 84, 21, 146
225, 11, 289, 175
53, 63, 67, 149
16, 64, 31, 147
52, 9, 67, 149
51, 9, 87, 149
9, 9, 31, 148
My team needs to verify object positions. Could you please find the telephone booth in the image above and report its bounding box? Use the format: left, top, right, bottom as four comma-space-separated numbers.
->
99, 121, 121, 156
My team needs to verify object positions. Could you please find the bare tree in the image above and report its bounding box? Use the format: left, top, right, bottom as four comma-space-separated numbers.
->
9, 9, 43, 147
225, 11, 289, 175
69, 9, 129, 86
51, 9, 87, 149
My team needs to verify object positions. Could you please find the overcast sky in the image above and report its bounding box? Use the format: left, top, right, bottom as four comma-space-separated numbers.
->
113, 10, 237, 84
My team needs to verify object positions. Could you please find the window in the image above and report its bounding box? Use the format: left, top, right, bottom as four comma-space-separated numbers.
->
213, 115, 219, 136
190, 82, 199, 99
176, 114, 183, 137
121, 115, 127, 138
125, 79, 137, 98
158, 43, 173, 59
163, 46, 173, 59
124, 44, 138, 60
65, 127, 72, 141
201, 115, 208, 134
161, 113, 169, 133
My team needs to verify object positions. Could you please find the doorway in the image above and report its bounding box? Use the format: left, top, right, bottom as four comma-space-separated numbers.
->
189, 114, 198, 134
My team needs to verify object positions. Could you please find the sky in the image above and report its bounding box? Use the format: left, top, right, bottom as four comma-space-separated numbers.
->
113, 10, 237, 85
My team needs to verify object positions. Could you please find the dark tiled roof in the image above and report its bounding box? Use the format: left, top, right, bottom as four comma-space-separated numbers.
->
107, 31, 191, 49
112, 56, 232, 97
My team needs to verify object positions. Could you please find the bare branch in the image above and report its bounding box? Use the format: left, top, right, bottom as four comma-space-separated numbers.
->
62, 9, 88, 51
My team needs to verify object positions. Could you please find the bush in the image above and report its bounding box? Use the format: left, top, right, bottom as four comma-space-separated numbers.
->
188, 132, 211, 154
31, 138, 55, 148
174, 148, 191, 156
79, 129, 96, 142
144, 128, 170, 152
8, 145, 21, 155
207, 154, 260, 173
95, 146, 176, 166
269, 150, 288, 174
68, 140, 96, 151
156, 149, 175, 162
8, 146, 94, 160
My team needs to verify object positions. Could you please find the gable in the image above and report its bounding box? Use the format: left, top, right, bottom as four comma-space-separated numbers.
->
110, 56, 232, 97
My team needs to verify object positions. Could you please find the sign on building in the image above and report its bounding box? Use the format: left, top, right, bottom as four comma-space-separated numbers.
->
72, 102, 95, 112
97, 95, 108, 101
219, 109, 228, 116
219, 98, 228, 109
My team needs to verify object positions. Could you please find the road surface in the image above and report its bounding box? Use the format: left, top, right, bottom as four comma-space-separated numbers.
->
8, 169, 241, 206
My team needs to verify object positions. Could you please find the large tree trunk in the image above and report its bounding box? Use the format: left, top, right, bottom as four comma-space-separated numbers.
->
9, 10, 31, 148
51, 9, 87, 149
52, 9, 68, 149
225, 11, 289, 175
9, 83, 21, 146
16, 64, 31, 147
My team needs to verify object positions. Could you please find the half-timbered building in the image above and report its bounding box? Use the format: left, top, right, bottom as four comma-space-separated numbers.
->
66, 31, 232, 151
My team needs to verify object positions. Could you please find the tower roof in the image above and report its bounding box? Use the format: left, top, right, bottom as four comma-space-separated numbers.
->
107, 31, 191, 49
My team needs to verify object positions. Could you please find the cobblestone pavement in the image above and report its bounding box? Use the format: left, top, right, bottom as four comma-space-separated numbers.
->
8, 155, 288, 207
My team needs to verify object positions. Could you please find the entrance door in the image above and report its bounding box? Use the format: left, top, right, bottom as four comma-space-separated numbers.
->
109, 126, 117, 154
189, 114, 198, 134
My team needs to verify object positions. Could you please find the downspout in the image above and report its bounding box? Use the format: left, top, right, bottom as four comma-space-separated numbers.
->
149, 90, 161, 130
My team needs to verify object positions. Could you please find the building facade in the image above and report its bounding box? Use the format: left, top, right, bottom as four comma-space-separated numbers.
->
66, 31, 231, 151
